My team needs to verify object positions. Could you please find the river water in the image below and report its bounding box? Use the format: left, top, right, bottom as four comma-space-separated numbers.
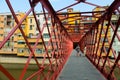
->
0, 63, 39, 80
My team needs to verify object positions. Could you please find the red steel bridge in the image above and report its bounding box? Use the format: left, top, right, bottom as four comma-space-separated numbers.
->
0, 0, 120, 80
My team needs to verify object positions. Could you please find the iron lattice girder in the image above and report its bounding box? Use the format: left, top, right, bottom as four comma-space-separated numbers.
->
82, 0, 120, 41
98, 0, 120, 24
32, 0, 40, 5
57, 0, 84, 12
75, 0, 86, 2
107, 0, 120, 13
31, 0, 70, 37
0, 65, 15, 80
79, 0, 120, 79
38, 0, 72, 41
1, 0, 120, 80
57, 11, 105, 15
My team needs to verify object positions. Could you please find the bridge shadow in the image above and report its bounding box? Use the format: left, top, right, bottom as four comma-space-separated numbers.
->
57, 50, 106, 80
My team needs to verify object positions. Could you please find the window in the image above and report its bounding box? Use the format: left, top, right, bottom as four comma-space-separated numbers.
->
38, 19, 40, 25
105, 38, 108, 42
0, 34, 3, 36
21, 25, 25, 29
112, 21, 117, 26
36, 49, 42, 53
4, 41, 14, 47
43, 33, 49, 38
101, 37, 108, 42
48, 50, 51, 53
7, 22, 11, 26
30, 19, 32, 23
36, 33, 39, 36
30, 25, 33, 30
18, 48, 24, 53
29, 33, 33, 38
105, 47, 109, 53
75, 20, 78, 25
45, 42, 48, 45
105, 23, 109, 27
11, 36, 14, 41
101, 47, 104, 53
30, 42, 35, 45
18, 34, 22, 37
37, 15, 39, 17
18, 41, 25, 44
48, 23, 51, 27
101, 47, 109, 53
7, 15, 12, 19
38, 42, 42, 45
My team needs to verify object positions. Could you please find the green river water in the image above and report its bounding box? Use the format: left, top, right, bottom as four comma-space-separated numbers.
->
0, 63, 39, 80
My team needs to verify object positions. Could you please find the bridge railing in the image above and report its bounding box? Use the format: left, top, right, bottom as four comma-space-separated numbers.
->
0, 0, 73, 80
79, 0, 120, 80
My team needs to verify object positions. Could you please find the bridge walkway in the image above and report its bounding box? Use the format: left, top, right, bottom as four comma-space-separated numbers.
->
57, 50, 106, 80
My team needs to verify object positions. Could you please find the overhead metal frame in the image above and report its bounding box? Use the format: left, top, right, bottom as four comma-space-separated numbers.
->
0, 0, 120, 80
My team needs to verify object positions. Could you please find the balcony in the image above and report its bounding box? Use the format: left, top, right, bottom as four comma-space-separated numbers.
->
99, 43, 109, 46
17, 52, 25, 56
0, 49, 17, 54
23, 53, 45, 57
28, 38, 42, 42
18, 37, 24, 40
17, 44, 26, 48
29, 45, 43, 49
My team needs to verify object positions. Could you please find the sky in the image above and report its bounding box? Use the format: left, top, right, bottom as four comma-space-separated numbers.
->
0, 0, 114, 13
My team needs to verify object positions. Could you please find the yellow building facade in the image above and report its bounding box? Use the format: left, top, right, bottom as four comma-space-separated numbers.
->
93, 7, 112, 57
67, 8, 80, 33
15, 13, 28, 56
0, 13, 18, 54
17, 14, 43, 57
0, 12, 51, 57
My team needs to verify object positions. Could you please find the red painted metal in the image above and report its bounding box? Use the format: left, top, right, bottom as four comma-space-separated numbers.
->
97, 13, 112, 67
110, 22, 120, 41
0, 65, 15, 80
107, 52, 120, 79
93, 21, 104, 62
101, 16, 120, 72
84, 1, 104, 8
79, 0, 120, 80
6, 1, 42, 79
57, 1, 82, 12
57, 11, 105, 15
0, 0, 72, 80
1, 0, 120, 80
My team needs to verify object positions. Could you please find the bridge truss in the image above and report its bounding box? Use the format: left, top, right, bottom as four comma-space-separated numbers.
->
0, 0, 120, 80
